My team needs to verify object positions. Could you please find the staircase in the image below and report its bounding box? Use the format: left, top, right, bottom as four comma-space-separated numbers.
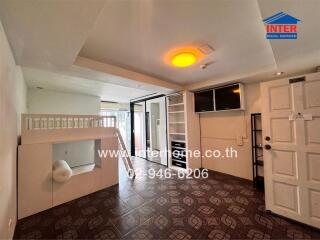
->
116, 129, 135, 179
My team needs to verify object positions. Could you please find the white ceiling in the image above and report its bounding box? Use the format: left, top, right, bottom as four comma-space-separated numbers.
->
0, 0, 105, 69
258, 0, 320, 77
79, 0, 320, 86
80, 0, 277, 84
22, 67, 158, 103
0, 0, 174, 101
1, 0, 320, 97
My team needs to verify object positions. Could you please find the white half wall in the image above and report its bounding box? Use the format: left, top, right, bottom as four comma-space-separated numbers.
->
0, 21, 27, 239
27, 88, 100, 115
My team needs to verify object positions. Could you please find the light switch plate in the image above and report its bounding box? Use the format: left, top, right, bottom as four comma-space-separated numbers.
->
237, 135, 243, 146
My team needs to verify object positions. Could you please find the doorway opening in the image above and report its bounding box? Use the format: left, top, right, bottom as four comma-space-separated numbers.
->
100, 102, 131, 149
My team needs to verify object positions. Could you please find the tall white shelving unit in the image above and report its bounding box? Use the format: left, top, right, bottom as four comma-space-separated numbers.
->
166, 91, 201, 171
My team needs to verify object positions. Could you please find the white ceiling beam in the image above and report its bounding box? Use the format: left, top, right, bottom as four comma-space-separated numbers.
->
74, 56, 183, 91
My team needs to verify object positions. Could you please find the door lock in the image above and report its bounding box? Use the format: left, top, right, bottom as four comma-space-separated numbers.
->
265, 136, 271, 141
265, 144, 272, 150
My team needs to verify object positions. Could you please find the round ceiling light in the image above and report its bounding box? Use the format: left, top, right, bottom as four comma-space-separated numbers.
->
171, 52, 198, 68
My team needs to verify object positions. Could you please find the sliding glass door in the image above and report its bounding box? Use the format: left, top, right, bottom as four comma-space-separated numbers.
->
130, 95, 168, 165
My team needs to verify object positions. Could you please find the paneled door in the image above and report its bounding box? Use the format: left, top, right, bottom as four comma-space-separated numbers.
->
261, 72, 320, 228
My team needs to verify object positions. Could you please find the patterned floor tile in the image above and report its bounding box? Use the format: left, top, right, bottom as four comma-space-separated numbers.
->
13, 158, 320, 239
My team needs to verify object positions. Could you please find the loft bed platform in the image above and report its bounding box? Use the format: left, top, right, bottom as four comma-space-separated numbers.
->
18, 114, 124, 219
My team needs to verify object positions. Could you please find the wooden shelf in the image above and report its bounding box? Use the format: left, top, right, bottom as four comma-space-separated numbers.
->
168, 111, 184, 114
257, 154, 263, 160
171, 145, 185, 150
170, 139, 185, 143
167, 91, 201, 171
168, 103, 184, 107
255, 160, 264, 166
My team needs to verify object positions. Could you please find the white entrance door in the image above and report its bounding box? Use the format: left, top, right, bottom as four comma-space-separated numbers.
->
261, 72, 320, 228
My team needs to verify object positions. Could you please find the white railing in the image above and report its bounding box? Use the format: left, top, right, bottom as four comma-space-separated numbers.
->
21, 114, 136, 180
22, 114, 117, 132
116, 129, 135, 179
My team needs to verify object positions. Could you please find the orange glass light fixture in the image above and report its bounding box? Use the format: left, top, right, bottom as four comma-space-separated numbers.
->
171, 52, 198, 67
164, 45, 206, 68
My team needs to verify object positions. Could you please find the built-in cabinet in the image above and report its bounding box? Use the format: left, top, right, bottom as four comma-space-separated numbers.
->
194, 83, 245, 113
167, 91, 201, 170
18, 128, 119, 219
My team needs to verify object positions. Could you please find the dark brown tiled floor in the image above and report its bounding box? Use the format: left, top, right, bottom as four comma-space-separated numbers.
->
14, 158, 320, 239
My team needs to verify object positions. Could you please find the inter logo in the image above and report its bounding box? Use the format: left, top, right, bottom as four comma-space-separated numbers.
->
263, 12, 300, 39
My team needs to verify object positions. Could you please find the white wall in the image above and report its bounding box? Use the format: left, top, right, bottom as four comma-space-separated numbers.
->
27, 89, 101, 170
200, 83, 261, 180
0, 21, 27, 239
27, 88, 100, 115
53, 140, 95, 168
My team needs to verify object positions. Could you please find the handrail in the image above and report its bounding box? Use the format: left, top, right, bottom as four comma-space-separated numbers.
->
22, 114, 117, 132
116, 129, 135, 179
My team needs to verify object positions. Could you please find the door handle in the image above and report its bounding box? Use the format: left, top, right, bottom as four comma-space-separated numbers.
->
265, 144, 272, 150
